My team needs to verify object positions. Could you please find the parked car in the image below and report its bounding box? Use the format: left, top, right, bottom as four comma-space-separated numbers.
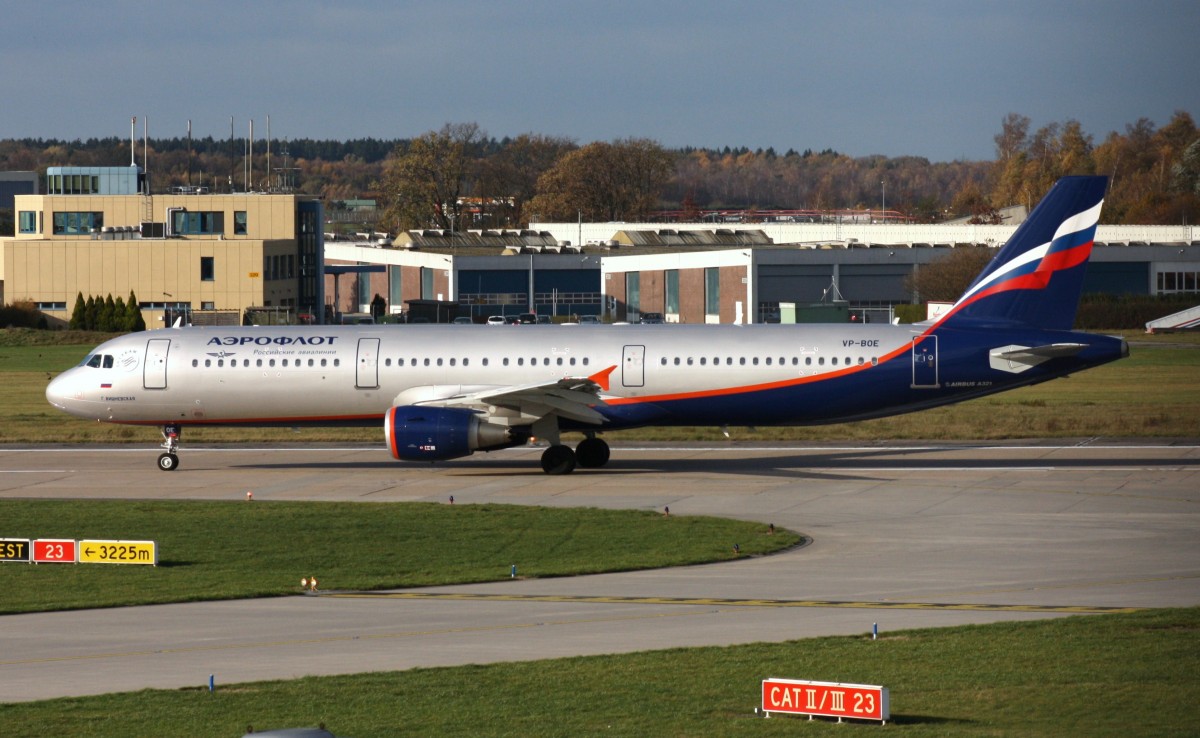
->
639, 312, 664, 324
518, 313, 538, 324
504, 315, 521, 325
452, 316, 474, 324
486, 315, 506, 325
577, 315, 601, 324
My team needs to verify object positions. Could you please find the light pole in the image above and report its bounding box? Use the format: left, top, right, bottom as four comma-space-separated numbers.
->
881, 180, 886, 224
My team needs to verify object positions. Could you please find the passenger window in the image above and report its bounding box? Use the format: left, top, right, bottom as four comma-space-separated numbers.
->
205, 359, 211, 367
320, 359, 326, 367
192, 359, 198, 368
503, 358, 510, 366
257, 359, 263, 368
333, 359, 340, 367
556, 358, 563, 366
269, 359, 276, 367
482, 358, 489, 366
309, 359, 315, 367
765, 357, 772, 366
818, 357, 825, 366
806, 357, 813, 366
583, 358, 589, 366
281, 359, 288, 367
518, 358, 525, 366
831, 358, 838, 366
661, 358, 667, 366
753, 357, 759, 366
569, 358, 575, 366
673, 357, 680, 366
437, 358, 443, 367
450, 358, 456, 367
385, 358, 391, 367
423, 358, 430, 366
687, 358, 693, 366
216, 359, 223, 368
739, 357, 746, 365
700, 357, 707, 366
463, 358, 469, 366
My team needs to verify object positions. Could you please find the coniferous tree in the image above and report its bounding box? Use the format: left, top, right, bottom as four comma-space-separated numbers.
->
84, 295, 97, 331
69, 292, 85, 330
126, 290, 146, 331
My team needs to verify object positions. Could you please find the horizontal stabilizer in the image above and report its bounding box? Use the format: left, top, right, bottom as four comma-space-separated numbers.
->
989, 343, 1087, 373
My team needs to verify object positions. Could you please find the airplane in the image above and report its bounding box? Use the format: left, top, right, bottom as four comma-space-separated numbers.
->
46, 176, 1128, 474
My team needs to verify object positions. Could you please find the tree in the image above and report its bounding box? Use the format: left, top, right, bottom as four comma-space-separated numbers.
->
69, 292, 85, 330
907, 247, 996, 303
84, 295, 97, 331
475, 133, 576, 227
527, 139, 674, 222
126, 290, 146, 331
379, 123, 484, 231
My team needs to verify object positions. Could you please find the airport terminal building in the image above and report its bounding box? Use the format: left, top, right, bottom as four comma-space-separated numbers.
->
1, 166, 324, 326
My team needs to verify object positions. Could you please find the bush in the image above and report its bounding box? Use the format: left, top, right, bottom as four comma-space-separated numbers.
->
1075, 293, 1199, 330
0, 301, 46, 329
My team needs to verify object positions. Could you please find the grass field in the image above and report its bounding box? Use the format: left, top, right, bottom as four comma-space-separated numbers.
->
1, 606, 1196, 736
3, 328, 1199, 444
0, 500, 798, 615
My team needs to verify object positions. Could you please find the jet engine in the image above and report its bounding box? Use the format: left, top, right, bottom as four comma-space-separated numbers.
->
385, 405, 522, 461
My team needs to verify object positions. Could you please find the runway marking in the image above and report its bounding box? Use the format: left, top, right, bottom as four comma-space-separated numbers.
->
324, 591, 1139, 614
0, 609, 705, 668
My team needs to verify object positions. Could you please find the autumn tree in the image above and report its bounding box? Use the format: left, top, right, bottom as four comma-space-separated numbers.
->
906, 247, 996, 303
379, 123, 485, 231
476, 133, 576, 227
527, 139, 674, 222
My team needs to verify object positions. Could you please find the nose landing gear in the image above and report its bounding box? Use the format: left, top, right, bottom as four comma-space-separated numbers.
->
158, 425, 181, 471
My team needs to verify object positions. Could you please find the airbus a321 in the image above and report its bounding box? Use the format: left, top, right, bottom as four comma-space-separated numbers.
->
47, 176, 1128, 474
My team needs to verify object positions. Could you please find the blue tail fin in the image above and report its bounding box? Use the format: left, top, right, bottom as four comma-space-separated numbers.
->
938, 176, 1107, 331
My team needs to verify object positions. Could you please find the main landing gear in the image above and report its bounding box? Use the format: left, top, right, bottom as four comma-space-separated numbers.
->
539, 435, 611, 475
158, 424, 181, 471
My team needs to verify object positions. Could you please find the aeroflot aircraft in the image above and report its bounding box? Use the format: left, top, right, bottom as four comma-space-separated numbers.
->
47, 176, 1128, 474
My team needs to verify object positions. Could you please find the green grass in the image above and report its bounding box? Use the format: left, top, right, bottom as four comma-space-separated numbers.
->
0, 500, 799, 614
6, 328, 1200, 444
1, 606, 1196, 736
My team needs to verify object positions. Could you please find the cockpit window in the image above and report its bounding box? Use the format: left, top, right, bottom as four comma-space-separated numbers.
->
102, 355, 114, 369
85, 354, 102, 368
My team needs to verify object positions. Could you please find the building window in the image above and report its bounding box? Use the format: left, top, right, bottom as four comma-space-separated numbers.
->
201, 256, 215, 281
201, 301, 215, 310
705, 267, 720, 316
234, 211, 247, 235
665, 269, 679, 315
52, 212, 103, 235
172, 211, 225, 235
18, 211, 38, 234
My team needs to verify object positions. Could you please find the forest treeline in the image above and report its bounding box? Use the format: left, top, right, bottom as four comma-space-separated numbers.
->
2, 111, 1197, 228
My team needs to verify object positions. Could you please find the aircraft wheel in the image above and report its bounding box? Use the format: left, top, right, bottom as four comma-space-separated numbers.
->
157, 453, 180, 472
540, 445, 577, 475
575, 437, 610, 468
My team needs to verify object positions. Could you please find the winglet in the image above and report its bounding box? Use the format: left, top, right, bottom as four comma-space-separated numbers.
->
588, 365, 617, 392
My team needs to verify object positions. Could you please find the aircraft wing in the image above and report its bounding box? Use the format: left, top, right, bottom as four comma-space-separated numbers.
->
414, 366, 615, 425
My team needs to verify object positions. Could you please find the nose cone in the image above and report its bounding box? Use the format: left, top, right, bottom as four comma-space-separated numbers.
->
46, 371, 80, 414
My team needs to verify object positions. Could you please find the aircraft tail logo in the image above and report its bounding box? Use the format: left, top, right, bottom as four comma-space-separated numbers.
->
936, 176, 1107, 331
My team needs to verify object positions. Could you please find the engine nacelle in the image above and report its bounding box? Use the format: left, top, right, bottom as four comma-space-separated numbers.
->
385, 405, 521, 461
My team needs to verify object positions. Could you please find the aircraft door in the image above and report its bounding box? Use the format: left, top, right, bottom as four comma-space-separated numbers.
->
356, 338, 380, 389
621, 345, 645, 388
144, 339, 170, 389
911, 335, 939, 389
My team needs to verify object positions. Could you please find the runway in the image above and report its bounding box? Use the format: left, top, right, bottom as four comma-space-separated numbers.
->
1, 440, 1198, 703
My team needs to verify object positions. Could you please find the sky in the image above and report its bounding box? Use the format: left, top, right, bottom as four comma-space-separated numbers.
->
2, 0, 1197, 162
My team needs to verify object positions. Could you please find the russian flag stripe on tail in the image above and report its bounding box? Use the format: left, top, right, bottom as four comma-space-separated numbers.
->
936, 176, 1107, 332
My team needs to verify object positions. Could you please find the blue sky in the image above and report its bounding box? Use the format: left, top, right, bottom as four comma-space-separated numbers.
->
3, 0, 1196, 162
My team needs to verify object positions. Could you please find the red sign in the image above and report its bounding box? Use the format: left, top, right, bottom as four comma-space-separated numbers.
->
762, 678, 889, 722
33, 539, 78, 564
